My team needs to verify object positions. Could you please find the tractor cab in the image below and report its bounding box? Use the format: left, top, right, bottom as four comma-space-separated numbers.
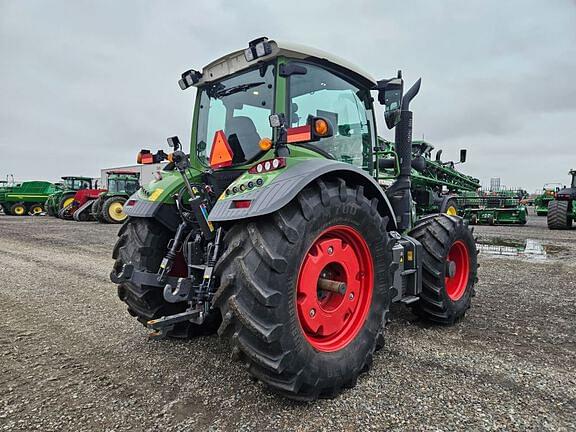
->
106, 171, 140, 195
62, 176, 94, 191
555, 169, 576, 201
184, 39, 378, 174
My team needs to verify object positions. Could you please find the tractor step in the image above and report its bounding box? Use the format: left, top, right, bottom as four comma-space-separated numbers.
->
400, 295, 419, 305
146, 309, 203, 339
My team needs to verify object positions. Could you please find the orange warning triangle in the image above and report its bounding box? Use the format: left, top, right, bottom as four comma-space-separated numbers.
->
209, 130, 234, 169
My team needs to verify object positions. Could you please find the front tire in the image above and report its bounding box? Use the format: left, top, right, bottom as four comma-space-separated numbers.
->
213, 179, 392, 400
409, 214, 477, 324
111, 218, 221, 338
547, 200, 572, 230
103, 197, 127, 224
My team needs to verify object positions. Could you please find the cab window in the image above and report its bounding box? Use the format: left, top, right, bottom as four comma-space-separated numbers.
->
288, 63, 372, 169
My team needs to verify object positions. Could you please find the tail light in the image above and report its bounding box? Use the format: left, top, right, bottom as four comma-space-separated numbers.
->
231, 200, 251, 209
248, 157, 286, 174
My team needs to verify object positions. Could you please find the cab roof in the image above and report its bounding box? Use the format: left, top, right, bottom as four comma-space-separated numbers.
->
61, 176, 93, 180
197, 39, 377, 88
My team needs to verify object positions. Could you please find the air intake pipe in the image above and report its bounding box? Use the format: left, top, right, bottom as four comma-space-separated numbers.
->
386, 79, 421, 231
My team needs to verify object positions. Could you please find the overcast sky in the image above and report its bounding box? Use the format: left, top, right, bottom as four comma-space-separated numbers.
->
1, 0, 575, 192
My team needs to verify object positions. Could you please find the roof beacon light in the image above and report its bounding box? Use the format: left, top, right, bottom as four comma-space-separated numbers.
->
244, 37, 272, 62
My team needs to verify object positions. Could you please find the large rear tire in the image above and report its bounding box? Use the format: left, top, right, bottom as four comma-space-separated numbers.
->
408, 214, 477, 324
547, 200, 572, 230
213, 179, 392, 400
111, 218, 221, 338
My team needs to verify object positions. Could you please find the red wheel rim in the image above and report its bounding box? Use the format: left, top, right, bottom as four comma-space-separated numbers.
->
445, 240, 470, 301
296, 225, 373, 352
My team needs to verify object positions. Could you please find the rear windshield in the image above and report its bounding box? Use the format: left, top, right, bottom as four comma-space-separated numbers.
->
196, 64, 275, 166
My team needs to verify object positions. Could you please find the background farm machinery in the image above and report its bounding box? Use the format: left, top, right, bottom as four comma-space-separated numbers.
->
534, 183, 562, 216
0, 180, 58, 215
458, 189, 528, 225
547, 169, 576, 230
56, 171, 140, 223
45, 176, 95, 217
92, 171, 140, 223
377, 140, 479, 216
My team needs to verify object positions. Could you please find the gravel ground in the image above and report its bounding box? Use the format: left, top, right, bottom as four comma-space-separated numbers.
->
0, 214, 574, 431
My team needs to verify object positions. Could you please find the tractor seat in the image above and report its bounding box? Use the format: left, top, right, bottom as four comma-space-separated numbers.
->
226, 116, 261, 163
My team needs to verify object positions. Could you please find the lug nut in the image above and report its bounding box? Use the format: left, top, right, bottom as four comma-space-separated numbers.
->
309, 308, 316, 317
327, 246, 334, 255
349, 292, 354, 301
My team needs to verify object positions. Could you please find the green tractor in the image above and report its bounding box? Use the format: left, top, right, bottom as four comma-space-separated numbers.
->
91, 171, 141, 224
0, 180, 58, 215
110, 38, 478, 400
45, 176, 95, 217
547, 169, 576, 230
534, 183, 562, 216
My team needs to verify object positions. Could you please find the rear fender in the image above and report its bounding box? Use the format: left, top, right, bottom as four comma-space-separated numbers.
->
122, 168, 202, 231
208, 159, 397, 230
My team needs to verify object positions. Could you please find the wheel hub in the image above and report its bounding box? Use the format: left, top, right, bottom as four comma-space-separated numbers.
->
445, 240, 470, 301
296, 225, 373, 352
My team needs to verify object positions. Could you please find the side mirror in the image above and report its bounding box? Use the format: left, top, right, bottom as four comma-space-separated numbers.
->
167, 136, 182, 151
377, 71, 403, 129
435, 149, 443, 162
178, 69, 202, 90
460, 149, 467, 163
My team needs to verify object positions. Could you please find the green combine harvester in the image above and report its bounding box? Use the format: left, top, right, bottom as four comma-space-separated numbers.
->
45, 176, 95, 217
0, 180, 58, 215
109, 38, 478, 400
0, 179, 13, 214
376, 140, 479, 216
91, 171, 140, 223
459, 189, 528, 225
547, 169, 576, 230
534, 183, 562, 216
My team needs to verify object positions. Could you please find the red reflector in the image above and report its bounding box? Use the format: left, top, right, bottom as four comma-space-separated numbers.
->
231, 200, 251, 209
287, 125, 311, 143
126, 200, 136, 207
209, 130, 234, 168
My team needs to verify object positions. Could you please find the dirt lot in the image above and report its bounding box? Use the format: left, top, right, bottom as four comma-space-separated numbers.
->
0, 214, 574, 431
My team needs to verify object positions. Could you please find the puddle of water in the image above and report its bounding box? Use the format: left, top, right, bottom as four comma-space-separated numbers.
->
477, 238, 547, 259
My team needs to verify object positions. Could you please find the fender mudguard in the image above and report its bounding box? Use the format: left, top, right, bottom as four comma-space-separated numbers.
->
123, 197, 181, 231
208, 159, 397, 229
